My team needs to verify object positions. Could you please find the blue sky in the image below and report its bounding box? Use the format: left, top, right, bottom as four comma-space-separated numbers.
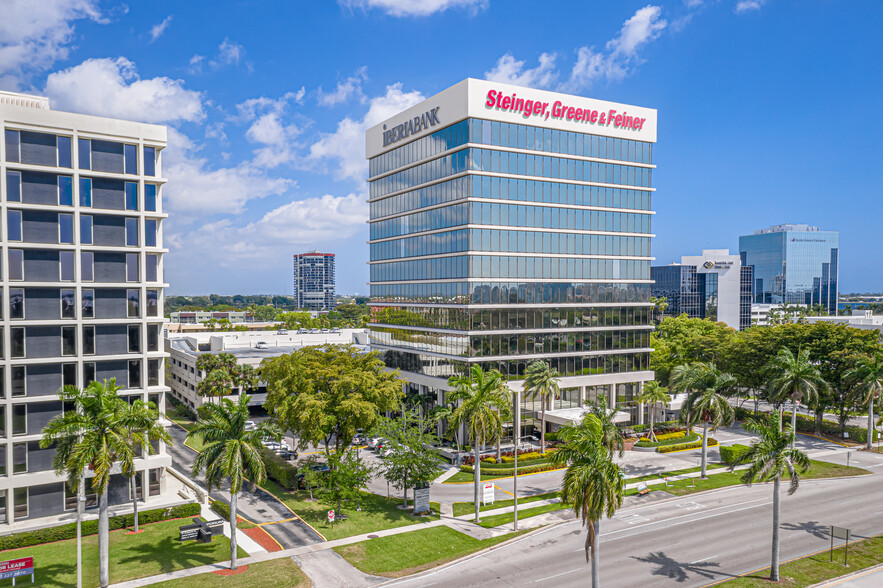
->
2, 0, 881, 295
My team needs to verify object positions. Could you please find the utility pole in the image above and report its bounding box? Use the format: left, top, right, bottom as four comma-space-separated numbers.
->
513, 389, 521, 531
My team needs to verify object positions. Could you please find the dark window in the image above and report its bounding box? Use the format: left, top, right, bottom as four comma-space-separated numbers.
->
83, 362, 96, 387
125, 217, 138, 246
65, 482, 97, 511
60, 250, 75, 281
145, 219, 157, 247
13, 443, 26, 474
144, 184, 157, 211
0, 369, 4, 399
147, 324, 159, 352
83, 325, 95, 355
11, 328, 25, 358
79, 177, 92, 207
11, 366, 25, 397
10, 288, 24, 319
14, 487, 27, 519
58, 176, 73, 206
125, 183, 138, 211
7, 210, 22, 241
81, 252, 94, 282
61, 288, 75, 318
80, 215, 93, 244
78, 138, 91, 170
126, 254, 139, 282
5, 130, 20, 162
128, 360, 141, 388
0, 446, 5, 476
124, 144, 138, 174
127, 289, 140, 317
128, 325, 141, 353
6, 171, 21, 201
58, 136, 72, 168
62, 363, 77, 387
81, 289, 94, 318
146, 289, 158, 317
143, 146, 156, 176
12, 405, 26, 435
8, 250, 23, 281
149, 469, 161, 496
59, 213, 74, 243
146, 254, 158, 282
148, 359, 160, 386
62, 326, 77, 356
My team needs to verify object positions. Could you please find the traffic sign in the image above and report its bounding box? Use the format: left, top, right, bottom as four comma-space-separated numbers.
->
328, 510, 335, 523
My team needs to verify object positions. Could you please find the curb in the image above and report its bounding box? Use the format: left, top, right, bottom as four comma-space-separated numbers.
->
375, 520, 572, 586
253, 483, 328, 542
442, 466, 566, 484
808, 561, 883, 587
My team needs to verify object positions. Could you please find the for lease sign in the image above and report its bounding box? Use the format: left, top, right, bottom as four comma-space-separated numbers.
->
0, 557, 34, 580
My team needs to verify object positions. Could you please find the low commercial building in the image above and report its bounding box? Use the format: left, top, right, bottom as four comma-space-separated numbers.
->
165, 329, 368, 410
750, 303, 808, 326
652, 249, 753, 330
169, 311, 253, 324
804, 311, 883, 335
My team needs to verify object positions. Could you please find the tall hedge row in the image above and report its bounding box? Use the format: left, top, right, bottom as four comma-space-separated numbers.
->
260, 447, 300, 490
733, 406, 877, 443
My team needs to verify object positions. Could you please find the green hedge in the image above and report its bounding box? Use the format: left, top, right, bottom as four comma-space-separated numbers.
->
720, 444, 750, 466
0, 502, 201, 551
734, 406, 878, 443
210, 499, 230, 520
460, 462, 560, 476
657, 438, 719, 454
635, 433, 700, 448
628, 420, 680, 434
260, 447, 299, 490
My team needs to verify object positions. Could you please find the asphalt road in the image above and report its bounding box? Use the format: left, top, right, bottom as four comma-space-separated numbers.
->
165, 421, 322, 548
386, 451, 883, 588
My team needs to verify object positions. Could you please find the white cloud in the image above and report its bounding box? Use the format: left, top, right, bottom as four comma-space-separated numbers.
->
339, 0, 487, 17
309, 83, 424, 182
684, 0, 704, 7
234, 91, 306, 168
166, 191, 366, 267
44, 57, 204, 124
212, 38, 244, 68
149, 15, 172, 42
735, 0, 766, 13
485, 53, 558, 89
162, 128, 292, 215
0, 0, 103, 88
317, 67, 368, 106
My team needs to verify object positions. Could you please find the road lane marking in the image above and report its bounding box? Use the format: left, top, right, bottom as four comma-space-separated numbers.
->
691, 554, 720, 564
533, 567, 583, 583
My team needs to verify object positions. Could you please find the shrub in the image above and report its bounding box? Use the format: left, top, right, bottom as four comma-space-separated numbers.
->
500, 449, 557, 463
654, 431, 687, 442
720, 444, 751, 466
634, 433, 699, 448
260, 447, 299, 490
210, 499, 230, 520
733, 407, 878, 443
459, 462, 561, 476
0, 502, 201, 551
657, 438, 719, 454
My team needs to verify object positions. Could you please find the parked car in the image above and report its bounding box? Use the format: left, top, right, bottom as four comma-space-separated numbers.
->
255, 341, 269, 349
320, 328, 330, 334
297, 328, 308, 334
368, 437, 385, 449
277, 329, 288, 335
330, 327, 341, 333
244, 420, 256, 431
308, 328, 320, 334
279, 450, 299, 460
296, 463, 331, 488
379, 446, 395, 458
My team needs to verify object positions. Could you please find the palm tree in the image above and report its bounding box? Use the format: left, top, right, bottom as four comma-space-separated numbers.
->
678, 363, 736, 478
736, 411, 810, 582
765, 348, 828, 440
523, 360, 560, 454
584, 399, 625, 457
551, 413, 624, 588
120, 399, 171, 533
843, 355, 883, 450
40, 380, 148, 588
670, 362, 714, 434
189, 394, 280, 570
448, 365, 510, 523
637, 382, 671, 442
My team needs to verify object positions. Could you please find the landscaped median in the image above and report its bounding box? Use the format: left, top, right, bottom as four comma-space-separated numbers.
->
445, 449, 565, 483
154, 558, 310, 587
717, 533, 883, 586
333, 525, 529, 578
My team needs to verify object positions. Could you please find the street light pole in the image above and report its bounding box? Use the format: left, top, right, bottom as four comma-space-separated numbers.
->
513, 389, 521, 531
77, 474, 84, 588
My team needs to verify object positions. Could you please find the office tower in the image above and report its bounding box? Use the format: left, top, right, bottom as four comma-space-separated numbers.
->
739, 224, 839, 315
293, 252, 335, 312
1, 90, 169, 525
366, 79, 656, 427
651, 249, 753, 330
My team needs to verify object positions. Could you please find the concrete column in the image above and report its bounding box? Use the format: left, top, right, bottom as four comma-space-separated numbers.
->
4, 489, 10, 526
436, 388, 444, 438
608, 384, 616, 410
637, 382, 645, 425
579, 386, 586, 405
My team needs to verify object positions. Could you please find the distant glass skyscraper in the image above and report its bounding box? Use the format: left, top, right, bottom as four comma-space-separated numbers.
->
739, 224, 839, 314
293, 252, 335, 311
366, 78, 657, 428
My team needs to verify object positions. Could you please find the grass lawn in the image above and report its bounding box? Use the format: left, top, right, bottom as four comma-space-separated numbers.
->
166, 405, 206, 452
453, 491, 560, 517
630, 463, 727, 483
444, 467, 564, 484
720, 534, 883, 586
155, 557, 310, 587
260, 479, 439, 541
0, 519, 247, 588
476, 502, 569, 528
658, 459, 868, 497
334, 525, 526, 577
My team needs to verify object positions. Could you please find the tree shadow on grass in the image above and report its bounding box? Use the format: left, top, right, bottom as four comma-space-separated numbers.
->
15, 561, 78, 588
115, 535, 229, 575
782, 520, 829, 540
630, 551, 726, 583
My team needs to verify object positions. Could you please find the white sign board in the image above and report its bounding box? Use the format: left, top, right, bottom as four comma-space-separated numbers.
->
482, 482, 495, 506
413, 486, 431, 514
327, 510, 335, 523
